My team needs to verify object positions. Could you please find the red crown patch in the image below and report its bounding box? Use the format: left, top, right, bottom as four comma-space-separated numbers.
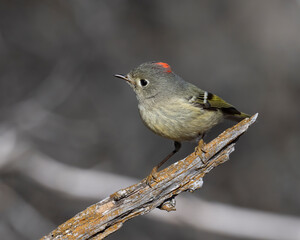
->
155, 62, 172, 73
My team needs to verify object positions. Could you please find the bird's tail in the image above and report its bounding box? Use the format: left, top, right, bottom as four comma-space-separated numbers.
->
225, 111, 251, 122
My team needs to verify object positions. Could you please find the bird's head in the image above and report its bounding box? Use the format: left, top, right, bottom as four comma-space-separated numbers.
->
115, 62, 180, 101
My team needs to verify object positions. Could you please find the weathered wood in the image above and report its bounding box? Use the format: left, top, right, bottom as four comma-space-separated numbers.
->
41, 114, 258, 240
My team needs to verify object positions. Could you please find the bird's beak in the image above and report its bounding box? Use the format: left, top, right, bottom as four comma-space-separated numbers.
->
114, 74, 133, 84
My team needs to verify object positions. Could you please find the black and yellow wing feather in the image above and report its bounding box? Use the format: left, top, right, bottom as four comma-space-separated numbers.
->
189, 90, 250, 121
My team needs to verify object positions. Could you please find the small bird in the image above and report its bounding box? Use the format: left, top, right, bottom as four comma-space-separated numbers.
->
115, 61, 250, 185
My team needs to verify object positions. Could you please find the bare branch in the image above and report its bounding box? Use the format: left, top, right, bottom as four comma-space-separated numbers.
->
41, 114, 258, 240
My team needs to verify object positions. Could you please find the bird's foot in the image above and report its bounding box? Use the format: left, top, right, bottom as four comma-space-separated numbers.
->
195, 139, 206, 163
146, 166, 158, 187
195, 139, 206, 153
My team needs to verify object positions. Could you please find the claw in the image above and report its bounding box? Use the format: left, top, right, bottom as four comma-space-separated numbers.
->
198, 139, 205, 150
195, 139, 206, 153
195, 139, 206, 163
146, 166, 158, 187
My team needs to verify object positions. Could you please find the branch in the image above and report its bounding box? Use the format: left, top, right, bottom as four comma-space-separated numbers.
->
41, 114, 258, 240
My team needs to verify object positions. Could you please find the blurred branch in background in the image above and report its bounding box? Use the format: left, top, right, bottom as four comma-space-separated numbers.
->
0, 114, 285, 240
1, 115, 300, 239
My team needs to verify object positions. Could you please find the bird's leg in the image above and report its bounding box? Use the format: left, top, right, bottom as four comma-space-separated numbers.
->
146, 141, 181, 186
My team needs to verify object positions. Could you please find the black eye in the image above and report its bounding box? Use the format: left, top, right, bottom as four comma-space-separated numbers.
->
140, 79, 149, 87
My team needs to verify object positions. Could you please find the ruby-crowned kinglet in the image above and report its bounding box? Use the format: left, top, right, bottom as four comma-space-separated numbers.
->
115, 61, 250, 185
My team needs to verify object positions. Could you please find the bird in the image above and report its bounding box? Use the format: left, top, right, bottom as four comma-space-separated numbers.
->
115, 61, 250, 185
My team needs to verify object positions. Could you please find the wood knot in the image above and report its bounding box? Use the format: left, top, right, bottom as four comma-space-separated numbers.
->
158, 197, 176, 212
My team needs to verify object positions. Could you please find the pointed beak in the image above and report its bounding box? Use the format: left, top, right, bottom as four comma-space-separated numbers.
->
114, 74, 132, 84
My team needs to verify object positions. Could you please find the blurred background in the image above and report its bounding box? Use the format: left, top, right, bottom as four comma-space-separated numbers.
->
0, 0, 300, 239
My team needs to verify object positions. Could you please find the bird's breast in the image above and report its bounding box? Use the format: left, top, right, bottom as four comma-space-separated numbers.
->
138, 98, 223, 142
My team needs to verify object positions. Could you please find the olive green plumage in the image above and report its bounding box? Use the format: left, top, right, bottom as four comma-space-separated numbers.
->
115, 61, 250, 142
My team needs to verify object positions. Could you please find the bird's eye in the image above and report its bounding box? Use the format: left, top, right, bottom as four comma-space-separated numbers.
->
139, 79, 149, 87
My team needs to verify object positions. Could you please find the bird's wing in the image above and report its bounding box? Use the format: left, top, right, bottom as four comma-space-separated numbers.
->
188, 89, 235, 110
188, 89, 250, 119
